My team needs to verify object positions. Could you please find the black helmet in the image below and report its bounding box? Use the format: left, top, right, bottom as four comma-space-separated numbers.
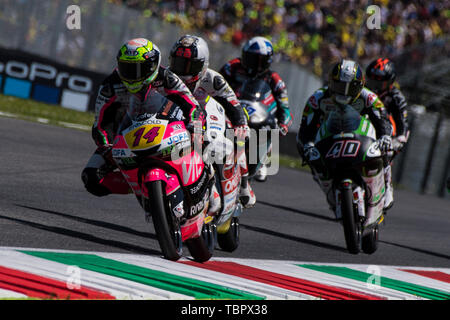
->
329, 59, 365, 105
365, 58, 396, 95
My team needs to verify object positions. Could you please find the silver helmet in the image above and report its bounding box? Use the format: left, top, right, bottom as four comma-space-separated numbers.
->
169, 35, 209, 88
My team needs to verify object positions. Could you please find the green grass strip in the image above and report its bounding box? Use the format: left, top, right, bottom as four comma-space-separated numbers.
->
0, 94, 94, 128
297, 264, 450, 300
20, 250, 264, 300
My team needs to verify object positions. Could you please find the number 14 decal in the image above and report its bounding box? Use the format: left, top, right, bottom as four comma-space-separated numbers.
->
326, 140, 361, 158
133, 126, 160, 147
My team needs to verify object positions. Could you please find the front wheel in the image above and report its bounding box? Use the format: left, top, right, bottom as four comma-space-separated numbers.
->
340, 185, 361, 254
148, 180, 182, 261
186, 232, 213, 262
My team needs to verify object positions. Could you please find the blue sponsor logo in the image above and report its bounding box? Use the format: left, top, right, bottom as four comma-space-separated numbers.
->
167, 132, 189, 145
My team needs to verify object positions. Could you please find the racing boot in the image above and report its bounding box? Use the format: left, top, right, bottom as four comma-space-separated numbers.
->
254, 163, 267, 182
239, 173, 256, 208
383, 165, 394, 211
313, 174, 335, 212
208, 183, 221, 216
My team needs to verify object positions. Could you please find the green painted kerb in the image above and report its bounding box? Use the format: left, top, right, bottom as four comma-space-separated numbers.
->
297, 264, 450, 300
20, 250, 264, 300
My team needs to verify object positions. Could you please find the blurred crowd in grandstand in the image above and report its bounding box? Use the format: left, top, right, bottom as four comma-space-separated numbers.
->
109, 0, 449, 77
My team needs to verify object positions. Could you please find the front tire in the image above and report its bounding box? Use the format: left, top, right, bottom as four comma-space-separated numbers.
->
148, 180, 182, 261
340, 185, 361, 254
186, 233, 213, 262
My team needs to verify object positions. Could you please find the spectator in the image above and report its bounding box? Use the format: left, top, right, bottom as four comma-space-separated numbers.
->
121, 0, 449, 76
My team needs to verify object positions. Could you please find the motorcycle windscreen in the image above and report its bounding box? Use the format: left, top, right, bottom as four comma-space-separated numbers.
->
127, 90, 171, 121
238, 78, 271, 102
325, 105, 361, 134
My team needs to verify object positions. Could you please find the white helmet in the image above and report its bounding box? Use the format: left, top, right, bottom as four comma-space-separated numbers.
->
241, 36, 273, 76
169, 35, 209, 88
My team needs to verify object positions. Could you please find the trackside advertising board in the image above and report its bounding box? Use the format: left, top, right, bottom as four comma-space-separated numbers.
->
0, 48, 107, 112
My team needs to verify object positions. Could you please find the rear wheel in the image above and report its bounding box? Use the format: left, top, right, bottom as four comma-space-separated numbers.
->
362, 226, 379, 254
340, 185, 361, 254
217, 217, 240, 252
148, 180, 182, 261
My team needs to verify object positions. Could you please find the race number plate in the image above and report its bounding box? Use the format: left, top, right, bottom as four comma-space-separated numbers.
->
124, 124, 165, 151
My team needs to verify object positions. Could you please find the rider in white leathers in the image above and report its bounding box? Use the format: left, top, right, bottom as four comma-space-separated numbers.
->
169, 35, 256, 210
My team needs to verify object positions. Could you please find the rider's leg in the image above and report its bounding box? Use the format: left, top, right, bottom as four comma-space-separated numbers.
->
205, 164, 221, 215
208, 182, 221, 215
383, 160, 394, 210
254, 162, 268, 182
309, 163, 334, 210
255, 138, 273, 182
238, 148, 256, 208
296, 137, 335, 209
81, 150, 131, 197
240, 173, 256, 208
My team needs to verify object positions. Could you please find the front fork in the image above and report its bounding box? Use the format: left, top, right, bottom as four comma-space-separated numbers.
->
143, 168, 185, 219
335, 180, 366, 221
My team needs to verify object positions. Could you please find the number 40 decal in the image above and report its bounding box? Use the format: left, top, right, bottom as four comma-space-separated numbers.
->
325, 140, 361, 158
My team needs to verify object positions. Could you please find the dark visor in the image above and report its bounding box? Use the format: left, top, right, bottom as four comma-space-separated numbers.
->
170, 56, 204, 76
242, 52, 271, 74
329, 80, 361, 97
117, 59, 157, 82
366, 78, 389, 93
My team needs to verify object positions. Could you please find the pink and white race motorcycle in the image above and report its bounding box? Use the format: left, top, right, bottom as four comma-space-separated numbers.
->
111, 91, 215, 262
202, 95, 244, 253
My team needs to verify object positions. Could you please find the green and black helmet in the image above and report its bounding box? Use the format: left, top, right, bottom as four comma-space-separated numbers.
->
116, 38, 161, 93
329, 59, 365, 105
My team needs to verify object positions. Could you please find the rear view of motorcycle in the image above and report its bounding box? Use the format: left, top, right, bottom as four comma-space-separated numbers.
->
111, 91, 214, 262
203, 95, 244, 252
238, 78, 278, 180
311, 105, 388, 254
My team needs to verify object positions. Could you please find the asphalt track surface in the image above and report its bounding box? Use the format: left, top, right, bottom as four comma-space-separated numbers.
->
1, 117, 449, 268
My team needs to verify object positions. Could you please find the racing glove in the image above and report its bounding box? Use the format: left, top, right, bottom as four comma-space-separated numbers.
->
279, 123, 289, 136
378, 135, 393, 153
187, 108, 206, 147
393, 134, 407, 151
303, 142, 320, 163
96, 144, 115, 166
278, 123, 289, 136
188, 108, 206, 131
234, 124, 251, 140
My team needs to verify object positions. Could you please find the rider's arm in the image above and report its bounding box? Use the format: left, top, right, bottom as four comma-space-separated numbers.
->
362, 89, 392, 138
298, 90, 325, 146
160, 68, 206, 125
218, 58, 240, 92
92, 71, 122, 147
270, 71, 292, 128
206, 70, 248, 126
389, 86, 409, 137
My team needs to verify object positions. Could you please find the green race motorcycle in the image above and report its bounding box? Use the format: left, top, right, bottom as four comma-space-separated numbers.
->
311, 105, 387, 254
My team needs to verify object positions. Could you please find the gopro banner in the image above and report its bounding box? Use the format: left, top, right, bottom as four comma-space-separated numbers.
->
0, 48, 107, 112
